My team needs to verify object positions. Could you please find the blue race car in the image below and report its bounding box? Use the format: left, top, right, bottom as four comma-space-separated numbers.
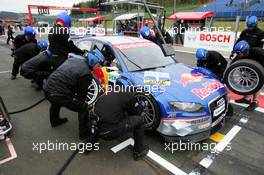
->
76, 36, 229, 142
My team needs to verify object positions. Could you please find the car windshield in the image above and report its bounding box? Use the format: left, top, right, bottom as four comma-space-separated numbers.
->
117, 43, 175, 72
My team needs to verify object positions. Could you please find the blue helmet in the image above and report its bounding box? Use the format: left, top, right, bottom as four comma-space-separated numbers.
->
56, 12, 71, 28
196, 48, 208, 61
140, 26, 150, 38
37, 39, 48, 50
87, 49, 104, 67
247, 16, 258, 27
24, 26, 36, 39
234, 40, 250, 55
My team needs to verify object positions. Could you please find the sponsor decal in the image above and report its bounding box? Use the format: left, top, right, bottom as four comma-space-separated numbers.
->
144, 71, 171, 86
192, 80, 224, 100
113, 42, 155, 50
179, 73, 203, 86
200, 33, 231, 43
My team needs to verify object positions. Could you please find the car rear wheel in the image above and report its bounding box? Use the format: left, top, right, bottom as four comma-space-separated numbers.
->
85, 76, 103, 106
224, 59, 264, 95
135, 93, 160, 130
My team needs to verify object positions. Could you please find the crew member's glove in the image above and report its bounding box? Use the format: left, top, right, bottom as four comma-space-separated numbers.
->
83, 50, 89, 58
230, 51, 235, 60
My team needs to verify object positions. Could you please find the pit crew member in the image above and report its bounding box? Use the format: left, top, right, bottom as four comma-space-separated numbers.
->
196, 48, 228, 79
233, 40, 264, 111
43, 50, 104, 140
94, 91, 149, 160
11, 39, 48, 80
48, 12, 86, 69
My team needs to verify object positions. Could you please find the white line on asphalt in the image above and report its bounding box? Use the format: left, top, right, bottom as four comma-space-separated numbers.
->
147, 150, 188, 175
111, 138, 188, 175
197, 116, 248, 170
230, 100, 264, 113
214, 125, 241, 152
111, 138, 134, 153
0, 70, 11, 74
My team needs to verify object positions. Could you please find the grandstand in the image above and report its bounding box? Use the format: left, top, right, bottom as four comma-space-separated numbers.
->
195, 0, 264, 20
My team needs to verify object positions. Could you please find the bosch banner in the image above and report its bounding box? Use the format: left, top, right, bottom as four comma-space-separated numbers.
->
184, 31, 237, 52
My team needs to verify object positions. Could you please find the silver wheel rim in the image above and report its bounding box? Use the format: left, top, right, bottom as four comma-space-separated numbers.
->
85, 79, 99, 105
228, 66, 259, 93
135, 94, 156, 128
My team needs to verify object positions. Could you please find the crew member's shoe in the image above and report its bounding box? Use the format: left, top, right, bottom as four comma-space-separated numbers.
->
246, 101, 258, 111
235, 97, 250, 104
79, 130, 90, 141
51, 118, 68, 127
133, 145, 149, 161
11, 75, 16, 80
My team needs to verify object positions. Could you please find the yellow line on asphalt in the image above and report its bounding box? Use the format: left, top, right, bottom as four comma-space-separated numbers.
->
210, 132, 225, 143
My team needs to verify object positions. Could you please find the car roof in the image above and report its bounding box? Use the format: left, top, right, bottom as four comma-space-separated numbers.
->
114, 13, 144, 21
87, 36, 148, 45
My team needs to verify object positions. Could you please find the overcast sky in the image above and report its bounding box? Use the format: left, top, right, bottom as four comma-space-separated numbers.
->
0, 0, 87, 13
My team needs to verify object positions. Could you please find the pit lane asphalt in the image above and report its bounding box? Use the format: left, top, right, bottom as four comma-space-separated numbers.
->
0, 42, 263, 175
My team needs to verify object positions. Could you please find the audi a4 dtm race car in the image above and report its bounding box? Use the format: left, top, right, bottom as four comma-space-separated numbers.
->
76, 36, 229, 142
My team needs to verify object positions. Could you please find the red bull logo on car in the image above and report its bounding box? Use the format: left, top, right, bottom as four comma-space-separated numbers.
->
192, 80, 225, 100
179, 73, 203, 86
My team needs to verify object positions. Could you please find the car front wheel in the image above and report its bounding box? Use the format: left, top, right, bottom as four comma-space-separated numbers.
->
135, 93, 160, 130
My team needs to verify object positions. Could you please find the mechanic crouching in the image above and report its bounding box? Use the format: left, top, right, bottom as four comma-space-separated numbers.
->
43, 50, 104, 140
11, 39, 49, 80
196, 48, 228, 79
232, 40, 264, 111
90, 90, 149, 160
20, 47, 52, 90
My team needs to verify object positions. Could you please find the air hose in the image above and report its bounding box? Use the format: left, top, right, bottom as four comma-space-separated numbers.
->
8, 98, 46, 115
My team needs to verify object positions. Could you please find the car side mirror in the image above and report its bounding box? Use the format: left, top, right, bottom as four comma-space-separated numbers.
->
160, 44, 175, 56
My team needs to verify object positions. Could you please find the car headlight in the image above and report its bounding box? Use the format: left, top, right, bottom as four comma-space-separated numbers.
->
169, 102, 204, 113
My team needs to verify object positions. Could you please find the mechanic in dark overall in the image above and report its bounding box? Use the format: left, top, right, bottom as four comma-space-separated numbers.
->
91, 90, 149, 160
12, 26, 37, 50
11, 39, 48, 80
140, 22, 157, 44
231, 16, 264, 58
196, 48, 228, 79
20, 48, 52, 90
232, 40, 264, 111
6, 25, 14, 45
43, 50, 105, 140
48, 12, 86, 69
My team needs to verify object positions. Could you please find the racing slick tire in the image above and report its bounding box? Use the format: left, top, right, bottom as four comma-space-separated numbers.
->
85, 76, 103, 106
134, 93, 161, 131
224, 59, 264, 95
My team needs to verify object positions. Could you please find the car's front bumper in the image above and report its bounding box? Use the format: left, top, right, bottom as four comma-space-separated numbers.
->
160, 117, 225, 142
156, 95, 229, 142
